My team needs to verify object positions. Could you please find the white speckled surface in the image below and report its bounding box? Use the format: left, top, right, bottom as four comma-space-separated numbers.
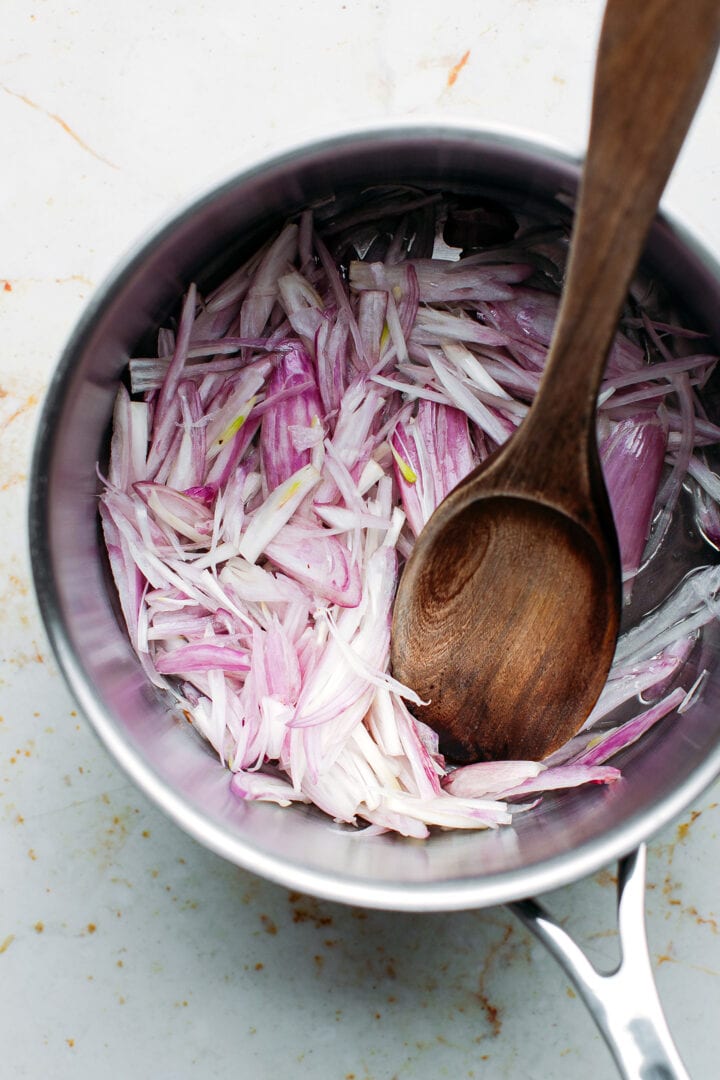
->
2, 2, 720, 1077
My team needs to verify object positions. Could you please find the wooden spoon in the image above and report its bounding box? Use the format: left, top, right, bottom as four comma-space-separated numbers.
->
391, 0, 720, 763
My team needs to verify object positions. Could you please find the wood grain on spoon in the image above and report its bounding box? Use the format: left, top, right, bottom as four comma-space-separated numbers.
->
391, 0, 720, 763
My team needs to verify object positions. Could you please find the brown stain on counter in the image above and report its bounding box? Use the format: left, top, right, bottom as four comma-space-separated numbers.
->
1, 393, 38, 430
655, 800, 716, 864
685, 907, 718, 935
0, 472, 25, 491
1, 644, 46, 669
677, 808, 702, 842
5, 573, 29, 598
0, 275, 93, 296
594, 867, 618, 888
447, 49, 471, 87
474, 923, 514, 1038
260, 914, 277, 936
649, 802, 720, 932
0, 82, 120, 170
287, 891, 334, 928
0, 380, 40, 501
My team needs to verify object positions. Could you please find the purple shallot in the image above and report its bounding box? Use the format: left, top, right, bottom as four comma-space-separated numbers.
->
100, 187, 720, 836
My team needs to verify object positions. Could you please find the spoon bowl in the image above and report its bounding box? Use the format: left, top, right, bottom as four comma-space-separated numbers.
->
392, 490, 619, 761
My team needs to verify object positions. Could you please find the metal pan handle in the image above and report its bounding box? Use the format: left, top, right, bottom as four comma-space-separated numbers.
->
508, 844, 689, 1080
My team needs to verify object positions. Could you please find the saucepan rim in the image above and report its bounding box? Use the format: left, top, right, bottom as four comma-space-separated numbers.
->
28, 119, 720, 911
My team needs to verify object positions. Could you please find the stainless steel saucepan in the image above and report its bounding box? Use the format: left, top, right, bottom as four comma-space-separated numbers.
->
29, 125, 720, 1079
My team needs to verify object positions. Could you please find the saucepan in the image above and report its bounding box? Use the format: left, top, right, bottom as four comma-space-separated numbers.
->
28, 125, 720, 1078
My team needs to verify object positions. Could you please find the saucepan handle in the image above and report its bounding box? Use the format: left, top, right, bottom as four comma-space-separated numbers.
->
508, 844, 689, 1080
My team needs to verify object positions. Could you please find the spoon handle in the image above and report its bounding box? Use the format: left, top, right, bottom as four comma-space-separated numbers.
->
521, 0, 720, 477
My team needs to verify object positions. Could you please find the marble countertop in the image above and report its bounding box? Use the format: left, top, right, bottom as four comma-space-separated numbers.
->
2, 2, 720, 1077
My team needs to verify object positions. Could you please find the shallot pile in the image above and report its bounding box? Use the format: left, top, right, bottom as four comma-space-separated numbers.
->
100, 187, 720, 837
